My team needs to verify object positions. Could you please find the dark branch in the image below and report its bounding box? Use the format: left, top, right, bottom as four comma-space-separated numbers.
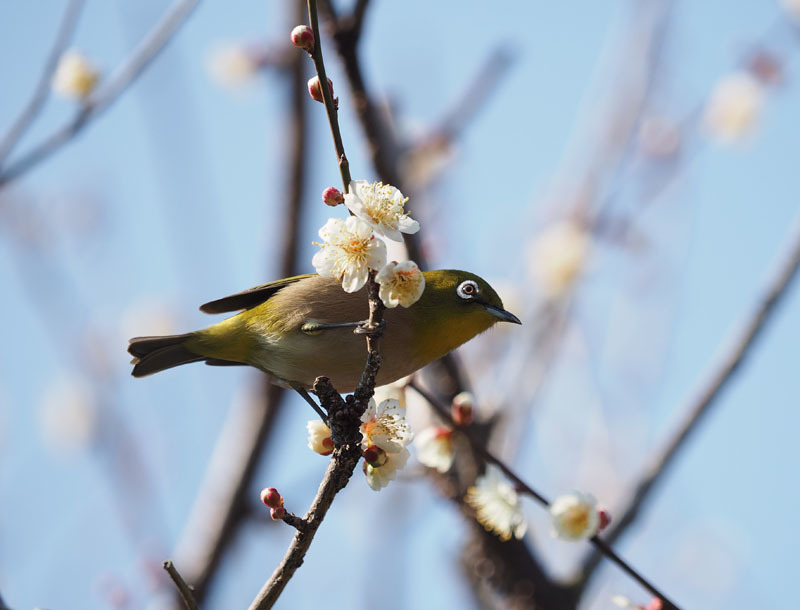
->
163, 561, 199, 610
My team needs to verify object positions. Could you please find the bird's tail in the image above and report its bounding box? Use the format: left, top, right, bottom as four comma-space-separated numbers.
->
128, 333, 204, 377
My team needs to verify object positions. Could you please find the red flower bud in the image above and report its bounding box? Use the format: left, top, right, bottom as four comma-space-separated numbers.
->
307, 76, 334, 103
322, 186, 344, 207
645, 599, 663, 610
362, 444, 388, 467
598, 508, 612, 531
290, 25, 315, 54
260, 487, 283, 509
451, 391, 474, 426
270, 506, 286, 520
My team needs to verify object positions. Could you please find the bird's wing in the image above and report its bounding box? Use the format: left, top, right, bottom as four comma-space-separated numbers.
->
199, 274, 315, 314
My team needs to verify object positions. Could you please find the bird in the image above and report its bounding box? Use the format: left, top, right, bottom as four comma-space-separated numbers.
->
128, 270, 520, 401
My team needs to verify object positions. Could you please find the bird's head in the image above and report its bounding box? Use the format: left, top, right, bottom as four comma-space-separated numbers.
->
409, 270, 521, 363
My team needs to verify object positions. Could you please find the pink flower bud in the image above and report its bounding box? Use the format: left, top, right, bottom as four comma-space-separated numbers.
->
260, 487, 283, 509
270, 506, 286, 520
362, 444, 388, 467
307, 76, 334, 103
322, 186, 344, 207
290, 25, 315, 53
451, 391, 474, 426
319, 437, 334, 456
598, 508, 611, 531
645, 599, 663, 610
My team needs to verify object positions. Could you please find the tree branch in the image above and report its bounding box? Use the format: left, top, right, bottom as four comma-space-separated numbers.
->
0, 0, 85, 167
409, 381, 680, 610
577, 206, 800, 587
0, 0, 200, 188
163, 561, 198, 610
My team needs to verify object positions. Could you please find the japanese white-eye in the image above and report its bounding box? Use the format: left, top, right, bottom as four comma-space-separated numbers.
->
128, 270, 520, 393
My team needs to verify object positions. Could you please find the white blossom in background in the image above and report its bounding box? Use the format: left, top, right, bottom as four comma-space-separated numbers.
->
306, 420, 333, 456
529, 221, 588, 298
39, 377, 97, 452
52, 50, 99, 100
312, 216, 387, 292
344, 180, 420, 242
611, 595, 640, 609
549, 491, 600, 541
363, 445, 410, 491
465, 464, 527, 541
414, 426, 455, 473
207, 43, 258, 89
376, 260, 425, 308
704, 72, 764, 143
780, 0, 800, 21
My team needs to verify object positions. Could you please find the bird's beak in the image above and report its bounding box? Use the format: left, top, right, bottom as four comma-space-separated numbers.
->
484, 304, 521, 325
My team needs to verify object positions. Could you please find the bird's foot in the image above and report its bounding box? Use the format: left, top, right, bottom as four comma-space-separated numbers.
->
354, 318, 386, 337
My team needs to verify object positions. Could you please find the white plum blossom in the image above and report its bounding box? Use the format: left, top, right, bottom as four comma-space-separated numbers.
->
363, 445, 410, 491
529, 221, 589, 298
52, 50, 99, 100
40, 377, 97, 452
306, 419, 333, 456
704, 72, 764, 143
312, 216, 387, 292
549, 491, 600, 541
415, 426, 455, 473
465, 464, 527, 541
375, 260, 425, 308
344, 180, 420, 242
360, 396, 413, 491
360, 397, 413, 453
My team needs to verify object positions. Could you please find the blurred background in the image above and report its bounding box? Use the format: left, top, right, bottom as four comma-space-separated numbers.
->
1, 0, 800, 608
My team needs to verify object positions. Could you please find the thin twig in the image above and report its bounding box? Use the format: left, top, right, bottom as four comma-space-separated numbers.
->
163, 561, 199, 610
307, 0, 352, 191
0, 0, 200, 188
247, 440, 363, 609
0, 0, 85, 167
577, 206, 800, 586
408, 381, 680, 610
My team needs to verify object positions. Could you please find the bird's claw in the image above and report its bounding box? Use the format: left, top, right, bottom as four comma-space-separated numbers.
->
354, 318, 386, 337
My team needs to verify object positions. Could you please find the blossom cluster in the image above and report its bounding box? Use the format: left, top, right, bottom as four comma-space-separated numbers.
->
312, 180, 424, 308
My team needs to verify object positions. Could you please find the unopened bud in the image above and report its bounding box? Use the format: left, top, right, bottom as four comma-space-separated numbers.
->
362, 444, 388, 467
645, 599, 663, 610
260, 487, 283, 509
598, 508, 611, 531
322, 186, 344, 207
270, 506, 286, 520
451, 391, 474, 426
290, 25, 315, 53
307, 76, 334, 103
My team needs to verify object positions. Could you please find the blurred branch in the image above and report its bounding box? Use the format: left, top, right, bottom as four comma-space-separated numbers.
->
0, 592, 11, 610
0, 0, 85, 167
162, 561, 198, 610
170, 2, 310, 602
0, 0, 200, 188
577, 207, 800, 588
409, 381, 680, 610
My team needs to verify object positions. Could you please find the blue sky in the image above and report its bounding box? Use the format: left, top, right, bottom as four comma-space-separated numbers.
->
1, 1, 800, 609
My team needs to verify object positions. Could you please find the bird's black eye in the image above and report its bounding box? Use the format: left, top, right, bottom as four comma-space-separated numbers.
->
457, 280, 479, 300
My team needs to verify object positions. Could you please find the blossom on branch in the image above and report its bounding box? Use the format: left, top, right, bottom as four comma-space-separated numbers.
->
306, 420, 333, 456
307, 76, 334, 104
360, 397, 413, 491
376, 260, 425, 308
465, 464, 527, 541
52, 50, 99, 100
312, 216, 387, 292
415, 426, 454, 473
345, 180, 420, 242
290, 25, 314, 54
549, 491, 600, 541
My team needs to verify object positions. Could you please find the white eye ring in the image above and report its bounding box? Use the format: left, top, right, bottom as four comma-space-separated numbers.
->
457, 280, 479, 300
